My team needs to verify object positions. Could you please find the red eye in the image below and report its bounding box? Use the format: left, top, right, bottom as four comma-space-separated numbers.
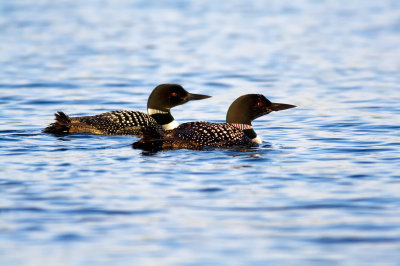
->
171, 92, 178, 97
257, 102, 263, 107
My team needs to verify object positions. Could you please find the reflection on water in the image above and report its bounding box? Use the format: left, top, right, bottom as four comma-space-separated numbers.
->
1, 0, 400, 265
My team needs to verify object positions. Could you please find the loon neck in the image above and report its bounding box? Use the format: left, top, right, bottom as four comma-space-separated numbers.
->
231, 123, 262, 144
147, 108, 178, 130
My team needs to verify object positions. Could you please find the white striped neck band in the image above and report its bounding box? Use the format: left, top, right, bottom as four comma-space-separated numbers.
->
147, 108, 169, 115
230, 123, 253, 130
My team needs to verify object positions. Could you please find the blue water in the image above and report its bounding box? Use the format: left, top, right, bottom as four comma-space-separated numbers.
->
1, 0, 400, 265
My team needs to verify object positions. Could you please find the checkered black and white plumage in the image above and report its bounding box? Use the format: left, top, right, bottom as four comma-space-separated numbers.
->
76, 110, 162, 135
160, 122, 254, 149
44, 110, 162, 137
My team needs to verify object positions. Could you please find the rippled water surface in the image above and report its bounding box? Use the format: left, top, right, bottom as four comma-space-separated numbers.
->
1, 0, 400, 265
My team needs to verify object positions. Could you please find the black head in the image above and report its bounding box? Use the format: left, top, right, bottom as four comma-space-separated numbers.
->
226, 94, 296, 125
147, 84, 211, 111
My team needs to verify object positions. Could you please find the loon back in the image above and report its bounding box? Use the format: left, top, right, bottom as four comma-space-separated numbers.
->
161, 121, 253, 150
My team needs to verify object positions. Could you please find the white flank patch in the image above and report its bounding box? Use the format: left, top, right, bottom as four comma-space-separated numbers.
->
252, 135, 262, 144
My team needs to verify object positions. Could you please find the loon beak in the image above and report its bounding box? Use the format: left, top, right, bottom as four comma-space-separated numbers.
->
186, 93, 211, 101
270, 102, 296, 112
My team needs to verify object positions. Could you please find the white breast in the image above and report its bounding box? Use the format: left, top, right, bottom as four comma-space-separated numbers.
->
162, 120, 179, 130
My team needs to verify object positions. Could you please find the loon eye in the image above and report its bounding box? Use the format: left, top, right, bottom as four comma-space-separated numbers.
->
257, 102, 263, 107
171, 92, 178, 97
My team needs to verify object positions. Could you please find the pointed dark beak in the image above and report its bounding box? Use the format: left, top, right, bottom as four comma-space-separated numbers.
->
186, 93, 211, 101
270, 102, 296, 112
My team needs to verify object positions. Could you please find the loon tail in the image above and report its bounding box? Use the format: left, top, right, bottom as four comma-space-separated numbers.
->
132, 139, 163, 151
132, 127, 163, 151
43, 111, 71, 134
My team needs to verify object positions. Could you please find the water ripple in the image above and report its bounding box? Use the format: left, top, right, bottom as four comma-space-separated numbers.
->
1, 0, 400, 265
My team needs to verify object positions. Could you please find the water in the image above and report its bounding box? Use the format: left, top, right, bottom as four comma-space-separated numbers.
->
1, 0, 400, 265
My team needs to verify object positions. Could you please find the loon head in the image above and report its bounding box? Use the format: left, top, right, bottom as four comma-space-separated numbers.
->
147, 84, 211, 130
147, 84, 211, 112
226, 94, 296, 143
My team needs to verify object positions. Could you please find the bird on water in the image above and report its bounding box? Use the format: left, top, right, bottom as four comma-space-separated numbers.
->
43, 84, 211, 136
132, 94, 296, 151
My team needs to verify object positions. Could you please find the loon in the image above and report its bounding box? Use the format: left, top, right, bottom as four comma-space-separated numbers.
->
132, 94, 296, 151
43, 84, 211, 136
